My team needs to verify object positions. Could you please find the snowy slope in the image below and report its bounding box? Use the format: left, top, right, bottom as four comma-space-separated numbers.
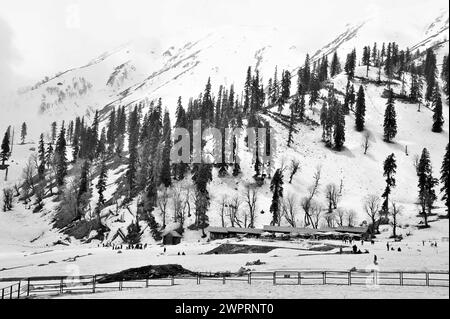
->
0, 8, 448, 250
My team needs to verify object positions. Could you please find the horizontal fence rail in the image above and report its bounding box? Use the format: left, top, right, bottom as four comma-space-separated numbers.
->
1, 270, 448, 299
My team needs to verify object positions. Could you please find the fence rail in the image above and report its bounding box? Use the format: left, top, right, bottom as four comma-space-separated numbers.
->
1, 270, 448, 299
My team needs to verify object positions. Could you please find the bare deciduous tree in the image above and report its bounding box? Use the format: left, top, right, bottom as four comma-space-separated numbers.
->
346, 209, 357, 227
336, 208, 346, 226
310, 201, 323, 229
390, 201, 403, 238
158, 187, 169, 229
282, 193, 298, 227
301, 166, 322, 227
364, 194, 381, 235
227, 195, 242, 228
324, 183, 341, 227
244, 185, 258, 228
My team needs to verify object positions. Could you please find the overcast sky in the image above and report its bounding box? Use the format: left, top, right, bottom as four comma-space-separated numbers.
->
0, 0, 448, 92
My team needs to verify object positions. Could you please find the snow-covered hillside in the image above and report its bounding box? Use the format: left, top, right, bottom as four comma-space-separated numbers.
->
0, 7, 449, 252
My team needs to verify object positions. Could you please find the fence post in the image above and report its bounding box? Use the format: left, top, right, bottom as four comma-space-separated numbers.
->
298, 272, 301, 285
273, 272, 276, 285
10, 285, 13, 299
248, 273, 251, 285
60, 277, 64, 294
145, 278, 149, 288
223, 275, 226, 285
17, 281, 21, 299
323, 272, 326, 285
2, 287, 4, 299
426, 273, 429, 287
400, 272, 403, 286
348, 272, 351, 285
27, 278, 31, 297
171, 276, 175, 286
92, 275, 96, 293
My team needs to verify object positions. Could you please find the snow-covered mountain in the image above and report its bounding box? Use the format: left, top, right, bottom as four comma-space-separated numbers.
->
2, 7, 448, 139
0, 7, 448, 249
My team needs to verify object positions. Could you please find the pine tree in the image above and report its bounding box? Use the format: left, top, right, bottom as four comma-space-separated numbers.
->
330, 52, 341, 78
309, 74, 320, 106
55, 125, 67, 187
410, 73, 423, 103
381, 153, 397, 216
244, 66, 252, 112
333, 103, 346, 150
362, 46, 371, 77
96, 158, 108, 208
0, 131, 10, 166
355, 85, 366, 131
173, 97, 189, 180
383, 90, 397, 142
78, 160, 90, 203
96, 127, 107, 157
269, 169, 284, 226
442, 55, 449, 102
441, 144, 449, 216
126, 106, 140, 197
160, 109, 172, 187
20, 122, 27, 144
424, 49, 437, 101
431, 85, 444, 133
345, 49, 357, 79
417, 148, 438, 227
45, 142, 54, 169
279, 70, 291, 111
287, 106, 295, 147
38, 133, 46, 179
51, 122, 57, 144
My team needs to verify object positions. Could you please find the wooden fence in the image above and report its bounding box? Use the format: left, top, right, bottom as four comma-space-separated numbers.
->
1, 270, 448, 299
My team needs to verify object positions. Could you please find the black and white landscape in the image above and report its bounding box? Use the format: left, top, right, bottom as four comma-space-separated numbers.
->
0, 0, 449, 300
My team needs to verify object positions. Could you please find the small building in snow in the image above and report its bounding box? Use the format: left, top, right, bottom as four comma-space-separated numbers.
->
162, 231, 182, 245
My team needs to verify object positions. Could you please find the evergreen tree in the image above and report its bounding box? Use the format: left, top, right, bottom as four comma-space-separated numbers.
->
441, 144, 449, 216
96, 127, 107, 157
417, 148, 438, 227
345, 49, 357, 79
126, 106, 140, 197
330, 52, 341, 77
442, 55, 449, 102
55, 125, 67, 187
51, 122, 57, 144
431, 85, 444, 133
383, 90, 397, 142
269, 169, 284, 226
20, 122, 27, 144
309, 74, 320, 106
244, 66, 252, 112
424, 49, 437, 101
410, 73, 423, 103
301, 54, 311, 92
333, 103, 346, 150
45, 142, 54, 169
381, 153, 397, 216
160, 109, 172, 187
0, 131, 10, 166
38, 133, 46, 179
355, 85, 366, 131
96, 158, 108, 208
173, 97, 189, 180
362, 46, 371, 77
279, 70, 291, 111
